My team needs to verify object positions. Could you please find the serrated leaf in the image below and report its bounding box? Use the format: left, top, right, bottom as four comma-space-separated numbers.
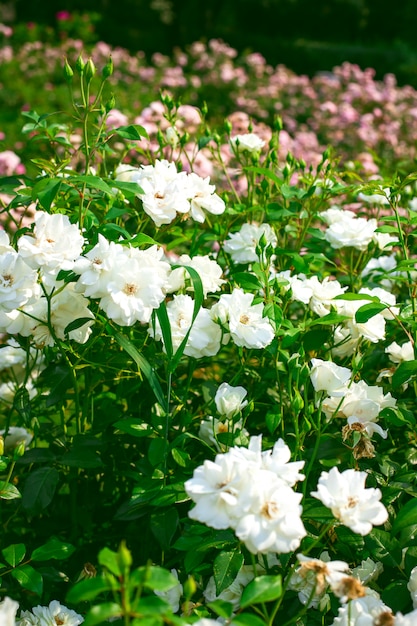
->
21, 466, 59, 513
0, 481, 21, 500
70, 175, 114, 195
240, 575, 282, 608
2, 544, 26, 567
213, 550, 244, 595
11, 564, 43, 596
32, 178, 62, 210
31, 537, 75, 561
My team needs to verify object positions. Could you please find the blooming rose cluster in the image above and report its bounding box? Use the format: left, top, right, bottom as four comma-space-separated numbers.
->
185, 434, 306, 554
223, 222, 277, 264
115, 159, 225, 227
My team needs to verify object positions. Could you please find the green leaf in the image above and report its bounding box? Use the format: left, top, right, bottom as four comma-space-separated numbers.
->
365, 529, 402, 567
113, 419, 154, 438
32, 178, 62, 210
21, 466, 59, 513
381, 580, 411, 614
64, 317, 94, 335
232, 272, 262, 291
128, 233, 159, 247
98, 547, 121, 577
243, 165, 282, 187
110, 179, 142, 197
110, 328, 168, 412
354, 302, 387, 323
150, 508, 179, 550
83, 603, 122, 626
392, 499, 417, 535
114, 124, 149, 140
66, 577, 119, 603
207, 600, 234, 619
231, 614, 268, 626
31, 537, 75, 561
240, 575, 282, 608
70, 175, 114, 195
392, 360, 417, 389
61, 448, 104, 469
0, 481, 21, 500
2, 544, 26, 567
213, 550, 244, 595
11, 564, 43, 596
135, 565, 179, 592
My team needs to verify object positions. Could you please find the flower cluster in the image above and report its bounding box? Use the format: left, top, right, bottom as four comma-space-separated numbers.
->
185, 435, 306, 554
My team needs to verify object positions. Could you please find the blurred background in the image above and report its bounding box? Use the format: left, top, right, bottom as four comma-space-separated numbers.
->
3, 0, 417, 86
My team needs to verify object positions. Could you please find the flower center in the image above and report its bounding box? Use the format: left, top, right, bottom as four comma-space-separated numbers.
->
239, 314, 250, 325
123, 283, 137, 296
1, 273, 13, 287
347, 496, 359, 508
261, 500, 279, 519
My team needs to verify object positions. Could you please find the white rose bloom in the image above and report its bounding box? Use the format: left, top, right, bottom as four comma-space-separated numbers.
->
0, 596, 19, 626
320, 206, 357, 225
0, 426, 33, 453
0, 230, 13, 253
99, 245, 170, 326
230, 133, 265, 153
358, 187, 390, 204
331, 325, 360, 359
150, 294, 221, 358
351, 558, 383, 585
73, 235, 127, 299
184, 172, 225, 223
18, 600, 84, 625
192, 620, 222, 626
184, 452, 247, 529
373, 231, 398, 250
258, 437, 305, 487
203, 565, 255, 610
333, 299, 386, 344
234, 475, 306, 554
0, 251, 39, 311
324, 215, 377, 251
212, 289, 274, 349
304, 276, 347, 317
285, 273, 313, 305
167, 254, 225, 298
18, 283, 94, 347
18, 211, 84, 274
223, 223, 277, 264
199, 415, 249, 451
309, 359, 351, 396
118, 159, 189, 227
396, 609, 417, 626
385, 340, 414, 364
311, 467, 388, 535
408, 565, 417, 609
359, 287, 399, 320
330, 594, 392, 626
215, 382, 248, 417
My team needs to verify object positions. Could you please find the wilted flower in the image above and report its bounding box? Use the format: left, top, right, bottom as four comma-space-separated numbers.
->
330, 593, 393, 626
311, 467, 388, 535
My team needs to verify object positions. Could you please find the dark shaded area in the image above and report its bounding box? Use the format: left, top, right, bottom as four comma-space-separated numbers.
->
6, 0, 417, 84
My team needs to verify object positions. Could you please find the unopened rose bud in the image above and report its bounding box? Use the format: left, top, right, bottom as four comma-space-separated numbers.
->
102, 56, 113, 79
85, 58, 96, 81
14, 441, 26, 459
75, 53, 85, 74
117, 540, 132, 572
273, 115, 283, 131
63, 58, 73, 83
